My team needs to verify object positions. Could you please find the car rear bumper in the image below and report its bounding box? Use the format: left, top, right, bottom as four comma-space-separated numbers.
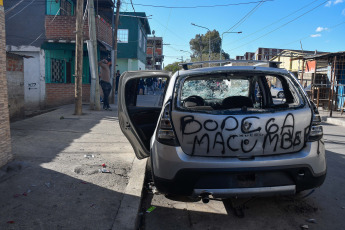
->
153, 166, 326, 197
151, 139, 326, 197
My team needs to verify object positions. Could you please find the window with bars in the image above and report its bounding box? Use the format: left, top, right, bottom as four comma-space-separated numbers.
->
51, 59, 65, 83
60, 0, 73, 16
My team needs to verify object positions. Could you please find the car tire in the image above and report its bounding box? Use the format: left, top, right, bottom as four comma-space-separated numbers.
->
277, 91, 284, 98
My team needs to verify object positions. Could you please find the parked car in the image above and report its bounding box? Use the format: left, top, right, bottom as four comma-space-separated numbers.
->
118, 65, 326, 202
270, 84, 285, 98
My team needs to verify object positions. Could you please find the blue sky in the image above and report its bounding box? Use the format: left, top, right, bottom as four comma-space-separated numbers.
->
121, 0, 345, 66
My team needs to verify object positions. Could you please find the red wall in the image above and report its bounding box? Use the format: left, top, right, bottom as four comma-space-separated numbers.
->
45, 16, 112, 45
46, 83, 90, 108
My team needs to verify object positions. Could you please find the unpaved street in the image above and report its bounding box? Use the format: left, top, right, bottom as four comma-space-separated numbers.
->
139, 123, 345, 230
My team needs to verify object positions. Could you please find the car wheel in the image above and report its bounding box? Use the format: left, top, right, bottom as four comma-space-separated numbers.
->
277, 91, 284, 98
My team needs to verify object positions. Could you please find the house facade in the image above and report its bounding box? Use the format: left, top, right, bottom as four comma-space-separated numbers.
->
116, 12, 151, 73
146, 36, 164, 70
5, 0, 114, 109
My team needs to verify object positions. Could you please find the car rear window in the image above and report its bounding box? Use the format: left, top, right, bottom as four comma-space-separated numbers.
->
176, 72, 305, 113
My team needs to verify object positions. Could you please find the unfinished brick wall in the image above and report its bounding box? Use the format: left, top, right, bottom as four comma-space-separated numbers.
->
6, 53, 25, 120
45, 83, 91, 108
45, 15, 112, 45
0, 6, 13, 167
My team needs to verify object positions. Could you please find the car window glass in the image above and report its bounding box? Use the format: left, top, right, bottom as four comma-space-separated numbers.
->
181, 78, 249, 101
126, 77, 168, 107
266, 76, 286, 105
177, 73, 304, 113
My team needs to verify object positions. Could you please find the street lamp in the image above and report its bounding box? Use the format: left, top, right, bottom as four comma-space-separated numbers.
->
191, 23, 211, 66
220, 31, 242, 65
219, 31, 242, 66
180, 49, 193, 56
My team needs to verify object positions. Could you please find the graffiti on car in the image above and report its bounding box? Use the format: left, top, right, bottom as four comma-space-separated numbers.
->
180, 113, 310, 155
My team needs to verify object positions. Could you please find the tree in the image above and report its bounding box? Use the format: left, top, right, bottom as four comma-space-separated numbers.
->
164, 62, 182, 74
189, 30, 230, 61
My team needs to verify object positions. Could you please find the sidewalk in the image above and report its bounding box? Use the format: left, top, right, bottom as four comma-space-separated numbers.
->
319, 109, 345, 127
0, 104, 146, 230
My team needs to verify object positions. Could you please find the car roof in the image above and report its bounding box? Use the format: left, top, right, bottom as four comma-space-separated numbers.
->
175, 66, 290, 78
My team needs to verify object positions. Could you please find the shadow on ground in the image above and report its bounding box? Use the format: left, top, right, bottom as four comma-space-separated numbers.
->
0, 105, 137, 230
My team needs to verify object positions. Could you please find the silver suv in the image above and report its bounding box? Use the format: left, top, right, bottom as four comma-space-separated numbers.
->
118, 63, 326, 201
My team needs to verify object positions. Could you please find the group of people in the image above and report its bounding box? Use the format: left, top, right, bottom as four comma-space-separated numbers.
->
138, 78, 166, 95
98, 58, 121, 111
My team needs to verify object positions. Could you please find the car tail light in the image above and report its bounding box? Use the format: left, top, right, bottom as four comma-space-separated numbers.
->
308, 103, 323, 142
156, 101, 179, 146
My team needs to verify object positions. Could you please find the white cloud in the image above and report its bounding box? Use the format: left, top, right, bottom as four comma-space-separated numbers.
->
316, 27, 328, 32
311, 34, 322, 38
325, 0, 344, 6
325, 1, 332, 7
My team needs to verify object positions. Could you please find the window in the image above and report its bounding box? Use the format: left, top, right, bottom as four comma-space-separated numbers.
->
51, 59, 65, 83
177, 73, 304, 113
60, 0, 74, 16
181, 77, 249, 101
138, 29, 142, 49
118, 29, 129, 43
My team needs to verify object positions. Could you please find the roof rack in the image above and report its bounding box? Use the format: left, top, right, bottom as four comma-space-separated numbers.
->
178, 60, 281, 70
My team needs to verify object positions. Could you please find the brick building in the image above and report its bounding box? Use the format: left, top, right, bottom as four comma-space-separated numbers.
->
0, 2, 13, 168
146, 36, 164, 70
4, 0, 114, 108
6, 52, 25, 120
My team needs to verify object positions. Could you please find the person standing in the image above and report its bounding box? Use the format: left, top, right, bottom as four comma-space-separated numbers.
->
115, 70, 121, 94
99, 58, 112, 111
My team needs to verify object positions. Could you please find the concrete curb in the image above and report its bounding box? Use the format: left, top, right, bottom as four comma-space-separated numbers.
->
325, 117, 345, 127
113, 158, 147, 230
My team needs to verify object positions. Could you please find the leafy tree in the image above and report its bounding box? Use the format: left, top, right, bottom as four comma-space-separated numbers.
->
164, 62, 182, 74
189, 30, 230, 61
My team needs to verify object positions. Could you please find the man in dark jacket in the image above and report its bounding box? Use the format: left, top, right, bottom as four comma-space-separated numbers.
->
99, 58, 112, 110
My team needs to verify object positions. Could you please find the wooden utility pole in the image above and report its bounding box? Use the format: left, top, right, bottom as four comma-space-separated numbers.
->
111, 0, 120, 104
74, 0, 84, 115
88, 0, 100, 110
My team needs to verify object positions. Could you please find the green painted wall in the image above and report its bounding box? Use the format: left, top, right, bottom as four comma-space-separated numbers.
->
117, 16, 148, 64
116, 59, 128, 74
45, 47, 90, 84
46, 0, 74, 15
117, 17, 138, 59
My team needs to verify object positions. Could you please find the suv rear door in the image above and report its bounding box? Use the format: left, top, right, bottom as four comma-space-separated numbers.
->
118, 71, 171, 159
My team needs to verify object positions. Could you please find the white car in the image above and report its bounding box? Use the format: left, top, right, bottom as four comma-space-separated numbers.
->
118, 64, 326, 202
271, 84, 285, 98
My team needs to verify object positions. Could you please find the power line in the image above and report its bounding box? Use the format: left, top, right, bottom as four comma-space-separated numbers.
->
280, 20, 345, 47
123, 0, 273, 9
225, 0, 265, 33
223, 0, 321, 47
7, 0, 36, 20
229, 0, 329, 52
130, 0, 135, 12
5, 0, 25, 14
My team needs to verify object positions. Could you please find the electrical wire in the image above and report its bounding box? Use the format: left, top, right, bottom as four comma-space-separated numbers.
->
224, 0, 265, 33
130, 0, 135, 12
229, 0, 330, 52
122, 0, 273, 9
280, 20, 345, 47
5, 0, 25, 14
7, 0, 36, 20
222, 0, 321, 47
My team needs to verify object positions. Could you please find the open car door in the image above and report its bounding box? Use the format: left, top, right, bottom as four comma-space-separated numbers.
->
118, 71, 171, 159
